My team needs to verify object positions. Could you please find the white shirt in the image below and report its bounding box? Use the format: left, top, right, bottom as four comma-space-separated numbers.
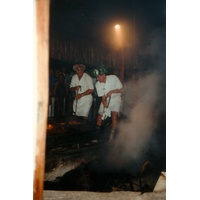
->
95, 75, 123, 99
95, 75, 123, 113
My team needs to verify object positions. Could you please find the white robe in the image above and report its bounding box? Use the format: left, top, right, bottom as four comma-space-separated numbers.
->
95, 75, 123, 114
70, 73, 94, 117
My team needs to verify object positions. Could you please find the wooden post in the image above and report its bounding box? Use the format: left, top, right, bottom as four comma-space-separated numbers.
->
33, 0, 50, 200
120, 48, 124, 83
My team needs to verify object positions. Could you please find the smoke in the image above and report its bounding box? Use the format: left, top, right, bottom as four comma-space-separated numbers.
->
105, 71, 165, 172
99, 26, 166, 173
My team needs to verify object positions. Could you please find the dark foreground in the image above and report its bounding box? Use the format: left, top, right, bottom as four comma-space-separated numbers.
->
44, 114, 166, 193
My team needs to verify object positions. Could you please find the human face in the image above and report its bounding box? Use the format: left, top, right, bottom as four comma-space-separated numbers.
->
76, 68, 84, 78
97, 74, 106, 83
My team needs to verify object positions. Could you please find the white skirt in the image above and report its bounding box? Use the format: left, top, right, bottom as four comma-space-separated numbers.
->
73, 95, 93, 117
98, 97, 122, 115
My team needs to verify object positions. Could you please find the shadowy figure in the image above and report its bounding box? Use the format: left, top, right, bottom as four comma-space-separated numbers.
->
54, 73, 68, 120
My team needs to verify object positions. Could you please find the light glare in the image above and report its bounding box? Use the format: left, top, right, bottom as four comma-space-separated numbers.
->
115, 24, 120, 30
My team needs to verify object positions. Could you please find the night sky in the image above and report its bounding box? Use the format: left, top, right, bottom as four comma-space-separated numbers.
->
50, 0, 166, 46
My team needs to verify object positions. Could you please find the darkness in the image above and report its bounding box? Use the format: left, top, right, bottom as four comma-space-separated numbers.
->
50, 0, 166, 46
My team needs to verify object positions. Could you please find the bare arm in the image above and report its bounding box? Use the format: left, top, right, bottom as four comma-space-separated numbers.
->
76, 89, 94, 99
106, 87, 123, 98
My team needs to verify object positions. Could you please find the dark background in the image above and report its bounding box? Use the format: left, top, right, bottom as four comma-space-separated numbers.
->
50, 0, 166, 46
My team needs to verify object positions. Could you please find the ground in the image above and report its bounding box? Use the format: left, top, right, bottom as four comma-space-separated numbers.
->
44, 114, 166, 193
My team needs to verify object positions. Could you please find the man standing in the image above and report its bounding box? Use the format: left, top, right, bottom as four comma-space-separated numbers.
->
70, 64, 94, 119
93, 65, 123, 141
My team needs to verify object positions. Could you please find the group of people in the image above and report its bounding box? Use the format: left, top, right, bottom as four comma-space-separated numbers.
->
49, 63, 123, 141
49, 67, 71, 118
70, 64, 123, 141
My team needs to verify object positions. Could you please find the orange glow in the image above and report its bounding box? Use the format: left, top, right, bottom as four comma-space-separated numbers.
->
102, 19, 137, 50
114, 24, 123, 48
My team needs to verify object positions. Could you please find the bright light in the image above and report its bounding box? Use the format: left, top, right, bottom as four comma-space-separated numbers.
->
115, 24, 120, 30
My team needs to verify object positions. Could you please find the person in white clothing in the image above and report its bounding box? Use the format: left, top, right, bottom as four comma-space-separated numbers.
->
70, 64, 94, 119
92, 65, 123, 140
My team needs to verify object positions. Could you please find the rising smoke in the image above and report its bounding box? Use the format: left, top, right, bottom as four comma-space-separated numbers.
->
105, 70, 165, 173
100, 26, 166, 173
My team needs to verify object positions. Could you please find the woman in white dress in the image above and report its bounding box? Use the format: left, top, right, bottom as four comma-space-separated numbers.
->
70, 64, 94, 119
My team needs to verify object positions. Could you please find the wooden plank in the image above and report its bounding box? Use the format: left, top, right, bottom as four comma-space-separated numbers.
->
33, 0, 50, 200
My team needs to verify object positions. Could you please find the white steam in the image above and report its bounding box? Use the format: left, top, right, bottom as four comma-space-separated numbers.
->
106, 72, 164, 170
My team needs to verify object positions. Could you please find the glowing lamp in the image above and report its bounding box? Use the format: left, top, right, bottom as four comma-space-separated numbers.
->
115, 24, 120, 30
